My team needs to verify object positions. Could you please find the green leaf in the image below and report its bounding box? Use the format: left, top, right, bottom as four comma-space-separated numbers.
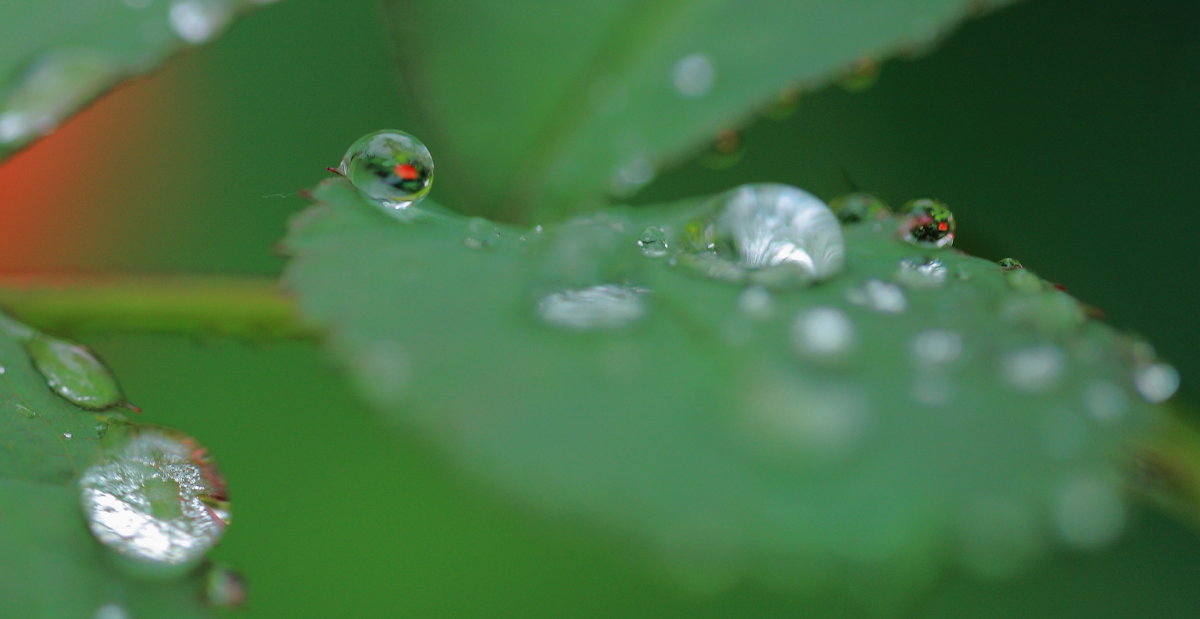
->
0, 0, 268, 159
386, 0, 1015, 222
283, 178, 1169, 607
0, 317, 213, 616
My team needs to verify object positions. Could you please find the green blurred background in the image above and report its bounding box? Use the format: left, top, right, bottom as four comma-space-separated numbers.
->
3, 0, 1200, 615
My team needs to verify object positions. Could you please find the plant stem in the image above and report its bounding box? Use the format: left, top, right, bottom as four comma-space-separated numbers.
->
1137, 403, 1200, 527
0, 275, 315, 339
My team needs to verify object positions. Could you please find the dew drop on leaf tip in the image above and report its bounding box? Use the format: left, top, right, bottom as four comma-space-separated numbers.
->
338, 130, 434, 211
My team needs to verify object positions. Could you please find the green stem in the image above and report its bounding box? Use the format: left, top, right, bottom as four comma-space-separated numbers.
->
0, 275, 316, 339
1137, 403, 1200, 528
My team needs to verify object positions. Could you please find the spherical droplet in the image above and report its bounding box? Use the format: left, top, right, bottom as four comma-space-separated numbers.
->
1052, 476, 1125, 550
899, 199, 956, 248
828, 192, 890, 223
169, 0, 234, 44
536, 285, 648, 331
672, 53, 715, 98
846, 279, 907, 314
1002, 345, 1065, 393
1135, 362, 1180, 403
339, 130, 434, 209
637, 226, 669, 258
895, 256, 949, 290
79, 426, 230, 570
681, 184, 845, 286
26, 334, 125, 410
791, 307, 855, 360
911, 330, 963, 365
998, 257, 1024, 271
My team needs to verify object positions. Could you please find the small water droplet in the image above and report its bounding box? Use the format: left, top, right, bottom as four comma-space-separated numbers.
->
998, 257, 1023, 271
0, 365, 6, 375
680, 184, 845, 286
911, 330, 963, 365
536, 285, 648, 331
743, 376, 870, 464
791, 307, 855, 360
1002, 345, 1065, 393
0, 50, 119, 146
79, 426, 230, 568
1083, 380, 1128, 423
463, 217, 501, 250
672, 53, 715, 98
338, 130, 434, 210
205, 564, 248, 609
14, 404, 38, 419
169, 0, 234, 44
895, 256, 949, 290
94, 603, 130, 619
26, 335, 125, 410
1135, 362, 1179, 403
899, 199, 956, 248
837, 56, 880, 92
737, 286, 773, 320
828, 192, 889, 223
610, 155, 656, 197
637, 226, 669, 258
846, 279, 906, 313
699, 129, 744, 169
1052, 476, 1125, 549
63, 432, 73, 440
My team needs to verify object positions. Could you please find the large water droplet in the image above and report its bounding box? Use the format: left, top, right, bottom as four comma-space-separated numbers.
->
1002, 345, 1065, 393
846, 279, 906, 314
681, 184, 844, 286
26, 334, 125, 411
895, 256, 949, 290
536, 285, 648, 331
79, 426, 230, 569
791, 307, 855, 361
899, 199, 956, 248
1052, 476, 1125, 549
672, 53, 715, 98
169, 0, 235, 44
1135, 362, 1180, 403
828, 192, 890, 223
637, 226, 669, 258
338, 130, 434, 210
0, 50, 119, 146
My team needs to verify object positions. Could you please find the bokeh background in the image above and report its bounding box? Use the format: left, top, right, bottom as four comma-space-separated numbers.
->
2, 0, 1200, 615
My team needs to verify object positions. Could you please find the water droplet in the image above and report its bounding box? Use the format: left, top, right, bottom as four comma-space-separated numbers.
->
338, 130, 434, 210
169, 0, 234, 44
94, 603, 130, 619
737, 286, 773, 320
672, 53, 715, 98
1005, 268, 1046, 293
1052, 476, 1125, 549
637, 226, 669, 258
463, 217, 501, 250
743, 375, 870, 464
0, 365, 6, 375
536, 285, 648, 331
911, 330, 963, 365
63, 432, 74, 440
899, 199, 955, 248
14, 404, 38, 419
837, 56, 880, 92
1135, 362, 1179, 403
846, 279, 906, 314
828, 192, 889, 223
610, 155, 655, 198
26, 335, 125, 410
895, 256, 949, 290
680, 184, 845, 286
205, 564, 248, 609
791, 307, 855, 360
699, 129, 744, 169
0, 51, 119, 146
998, 257, 1023, 271
1083, 380, 1128, 423
79, 426, 230, 568
1002, 345, 1065, 393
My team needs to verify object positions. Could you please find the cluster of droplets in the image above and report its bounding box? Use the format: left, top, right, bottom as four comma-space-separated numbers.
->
339, 129, 435, 211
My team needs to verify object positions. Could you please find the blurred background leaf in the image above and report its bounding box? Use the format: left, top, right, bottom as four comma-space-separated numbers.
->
385, 0, 1014, 222
2, 0, 1199, 615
